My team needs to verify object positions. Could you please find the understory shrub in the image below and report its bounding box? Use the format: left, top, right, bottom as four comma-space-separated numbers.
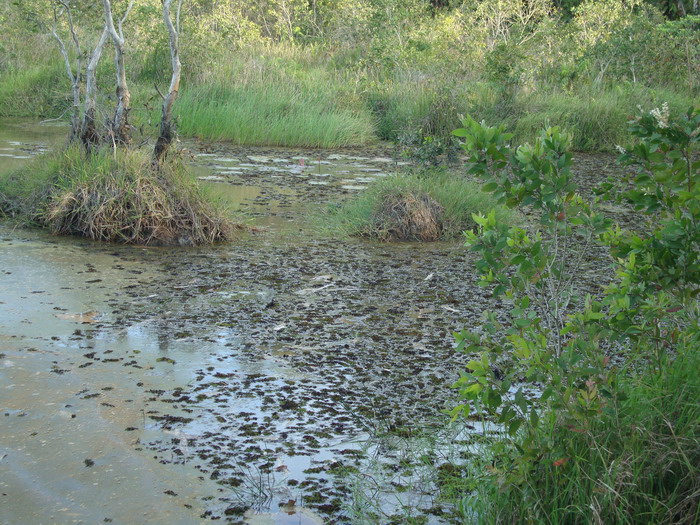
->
449, 106, 700, 523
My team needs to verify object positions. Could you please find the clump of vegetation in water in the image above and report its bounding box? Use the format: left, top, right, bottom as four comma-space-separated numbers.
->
0, 145, 236, 245
448, 107, 700, 523
321, 170, 516, 241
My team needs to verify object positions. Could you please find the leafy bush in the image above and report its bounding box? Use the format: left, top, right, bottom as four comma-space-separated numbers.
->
449, 106, 700, 523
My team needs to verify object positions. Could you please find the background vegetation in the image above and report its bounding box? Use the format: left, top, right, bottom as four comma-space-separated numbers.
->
1, 0, 698, 149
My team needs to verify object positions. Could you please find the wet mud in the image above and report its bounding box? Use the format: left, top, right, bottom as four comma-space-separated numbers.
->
0, 119, 633, 524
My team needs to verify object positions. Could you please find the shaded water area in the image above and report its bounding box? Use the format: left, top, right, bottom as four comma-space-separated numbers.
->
0, 119, 626, 524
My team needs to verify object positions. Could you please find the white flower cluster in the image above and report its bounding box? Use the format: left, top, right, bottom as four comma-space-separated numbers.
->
649, 102, 670, 129
615, 145, 626, 155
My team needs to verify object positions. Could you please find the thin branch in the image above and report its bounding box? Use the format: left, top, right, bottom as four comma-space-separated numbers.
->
102, 0, 123, 47
51, 7, 75, 84
154, 83, 166, 101
118, 0, 135, 40
176, 0, 183, 35
55, 0, 82, 59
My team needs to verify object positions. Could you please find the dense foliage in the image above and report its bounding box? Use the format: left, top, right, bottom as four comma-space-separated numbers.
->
1, 0, 698, 149
451, 106, 700, 523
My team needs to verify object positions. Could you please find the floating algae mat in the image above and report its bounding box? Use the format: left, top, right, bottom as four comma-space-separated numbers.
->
0, 225, 488, 523
0, 119, 624, 523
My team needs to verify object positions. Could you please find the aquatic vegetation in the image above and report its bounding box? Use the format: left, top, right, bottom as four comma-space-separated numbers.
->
321, 169, 516, 241
0, 145, 237, 245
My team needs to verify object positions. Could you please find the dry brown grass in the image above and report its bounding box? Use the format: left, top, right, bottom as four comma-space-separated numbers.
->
0, 145, 239, 245
370, 192, 444, 242
44, 172, 236, 245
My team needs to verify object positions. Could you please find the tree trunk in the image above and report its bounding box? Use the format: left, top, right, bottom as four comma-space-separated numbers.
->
50, 3, 81, 143
81, 27, 109, 151
154, 0, 182, 165
102, 0, 133, 146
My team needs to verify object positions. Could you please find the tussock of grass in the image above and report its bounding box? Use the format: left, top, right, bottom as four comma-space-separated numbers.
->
321, 170, 516, 241
0, 146, 237, 245
373, 192, 444, 242
462, 345, 700, 524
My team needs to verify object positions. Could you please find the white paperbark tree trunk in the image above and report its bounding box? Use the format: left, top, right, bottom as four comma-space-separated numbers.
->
50, 2, 81, 143
102, 0, 134, 145
81, 27, 109, 150
154, 0, 183, 164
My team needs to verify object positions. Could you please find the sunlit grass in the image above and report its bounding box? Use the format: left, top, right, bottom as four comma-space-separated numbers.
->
318, 168, 517, 241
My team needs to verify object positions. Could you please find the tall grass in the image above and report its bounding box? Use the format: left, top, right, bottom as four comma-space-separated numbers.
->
173, 50, 376, 148
460, 341, 700, 524
509, 84, 697, 151
176, 82, 375, 148
0, 63, 69, 117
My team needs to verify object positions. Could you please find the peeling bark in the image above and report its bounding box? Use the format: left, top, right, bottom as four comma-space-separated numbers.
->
102, 0, 134, 146
50, 2, 81, 143
154, 0, 183, 165
81, 27, 109, 152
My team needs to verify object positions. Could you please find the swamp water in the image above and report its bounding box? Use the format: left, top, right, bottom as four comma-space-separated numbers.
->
0, 119, 488, 524
0, 119, 625, 524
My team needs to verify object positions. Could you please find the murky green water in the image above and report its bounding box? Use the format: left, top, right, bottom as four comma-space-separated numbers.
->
0, 119, 480, 524
0, 119, 622, 524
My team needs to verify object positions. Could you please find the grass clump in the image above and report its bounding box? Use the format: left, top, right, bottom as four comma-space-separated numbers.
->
0, 146, 236, 245
321, 170, 516, 241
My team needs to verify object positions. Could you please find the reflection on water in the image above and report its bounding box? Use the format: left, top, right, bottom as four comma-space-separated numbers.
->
0, 119, 488, 524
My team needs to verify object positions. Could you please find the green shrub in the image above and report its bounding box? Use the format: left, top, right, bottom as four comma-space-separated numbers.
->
450, 107, 700, 523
